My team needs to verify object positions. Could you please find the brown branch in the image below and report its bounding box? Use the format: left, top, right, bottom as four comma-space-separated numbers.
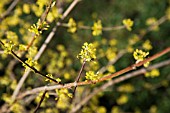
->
17, 47, 170, 99
97, 47, 170, 82
34, 90, 48, 113
70, 59, 170, 113
72, 60, 86, 98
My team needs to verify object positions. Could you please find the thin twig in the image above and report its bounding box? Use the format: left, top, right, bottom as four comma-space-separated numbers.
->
73, 60, 86, 97
34, 90, 48, 113
61, 0, 81, 20
59, 23, 125, 31
17, 47, 170, 99
147, 16, 167, 32
139, 16, 168, 38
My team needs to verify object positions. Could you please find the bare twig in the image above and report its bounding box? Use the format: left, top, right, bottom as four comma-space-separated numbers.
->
17, 47, 170, 99
34, 90, 48, 113
139, 16, 168, 38
59, 23, 125, 31
72, 60, 86, 97
70, 59, 170, 113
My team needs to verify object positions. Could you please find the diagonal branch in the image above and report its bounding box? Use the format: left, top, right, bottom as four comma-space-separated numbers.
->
70, 58, 170, 113
17, 47, 170, 99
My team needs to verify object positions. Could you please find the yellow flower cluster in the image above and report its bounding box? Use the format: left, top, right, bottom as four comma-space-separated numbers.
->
91, 20, 102, 36
67, 18, 77, 33
133, 49, 150, 67
116, 94, 128, 105
28, 19, 49, 36
146, 17, 159, 31
85, 71, 99, 81
122, 18, 134, 31
117, 84, 135, 93
145, 69, 160, 78
142, 40, 153, 50
77, 42, 96, 62
56, 89, 73, 110
107, 65, 116, 73
106, 48, 117, 61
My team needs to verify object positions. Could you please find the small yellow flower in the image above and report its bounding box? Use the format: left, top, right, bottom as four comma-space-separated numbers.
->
149, 105, 157, 113
85, 71, 99, 81
117, 84, 135, 93
116, 94, 128, 105
107, 65, 116, 73
122, 18, 134, 31
146, 17, 159, 31
45, 74, 53, 82
145, 69, 160, 78
92, 20, 102, 36
67, 18, 77, 33
77, 42, 96, 62
128, 34, 139, 45
133, 49, 149, 62
142, 40, 152, 50
23, 4, 30, 14
133, 49, 150, 67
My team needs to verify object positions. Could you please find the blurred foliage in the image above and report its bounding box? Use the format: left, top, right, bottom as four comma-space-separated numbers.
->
0, 0, 170, 113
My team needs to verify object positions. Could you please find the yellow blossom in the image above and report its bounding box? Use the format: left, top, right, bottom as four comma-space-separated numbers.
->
126, 45, 134, 53
116, 94, 128, 105
109, 39, 117, 46
146, 17, 159, 31
77, 42, 96, 62
149, 105, 157, 113
111, 106, 121, 113
142, 40, 152, 50
23, 4, 30, 14
92, 20, 102, 36
128, 34, 139, 45
145, 69, 160, 78
133, 49, 149, 62
107, 65, 116, 73
117, 84, 135, 93
67, 18, 77, 33
85, 71, 99, 81
133, 49, 150, 67
122, 18, 134, 31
